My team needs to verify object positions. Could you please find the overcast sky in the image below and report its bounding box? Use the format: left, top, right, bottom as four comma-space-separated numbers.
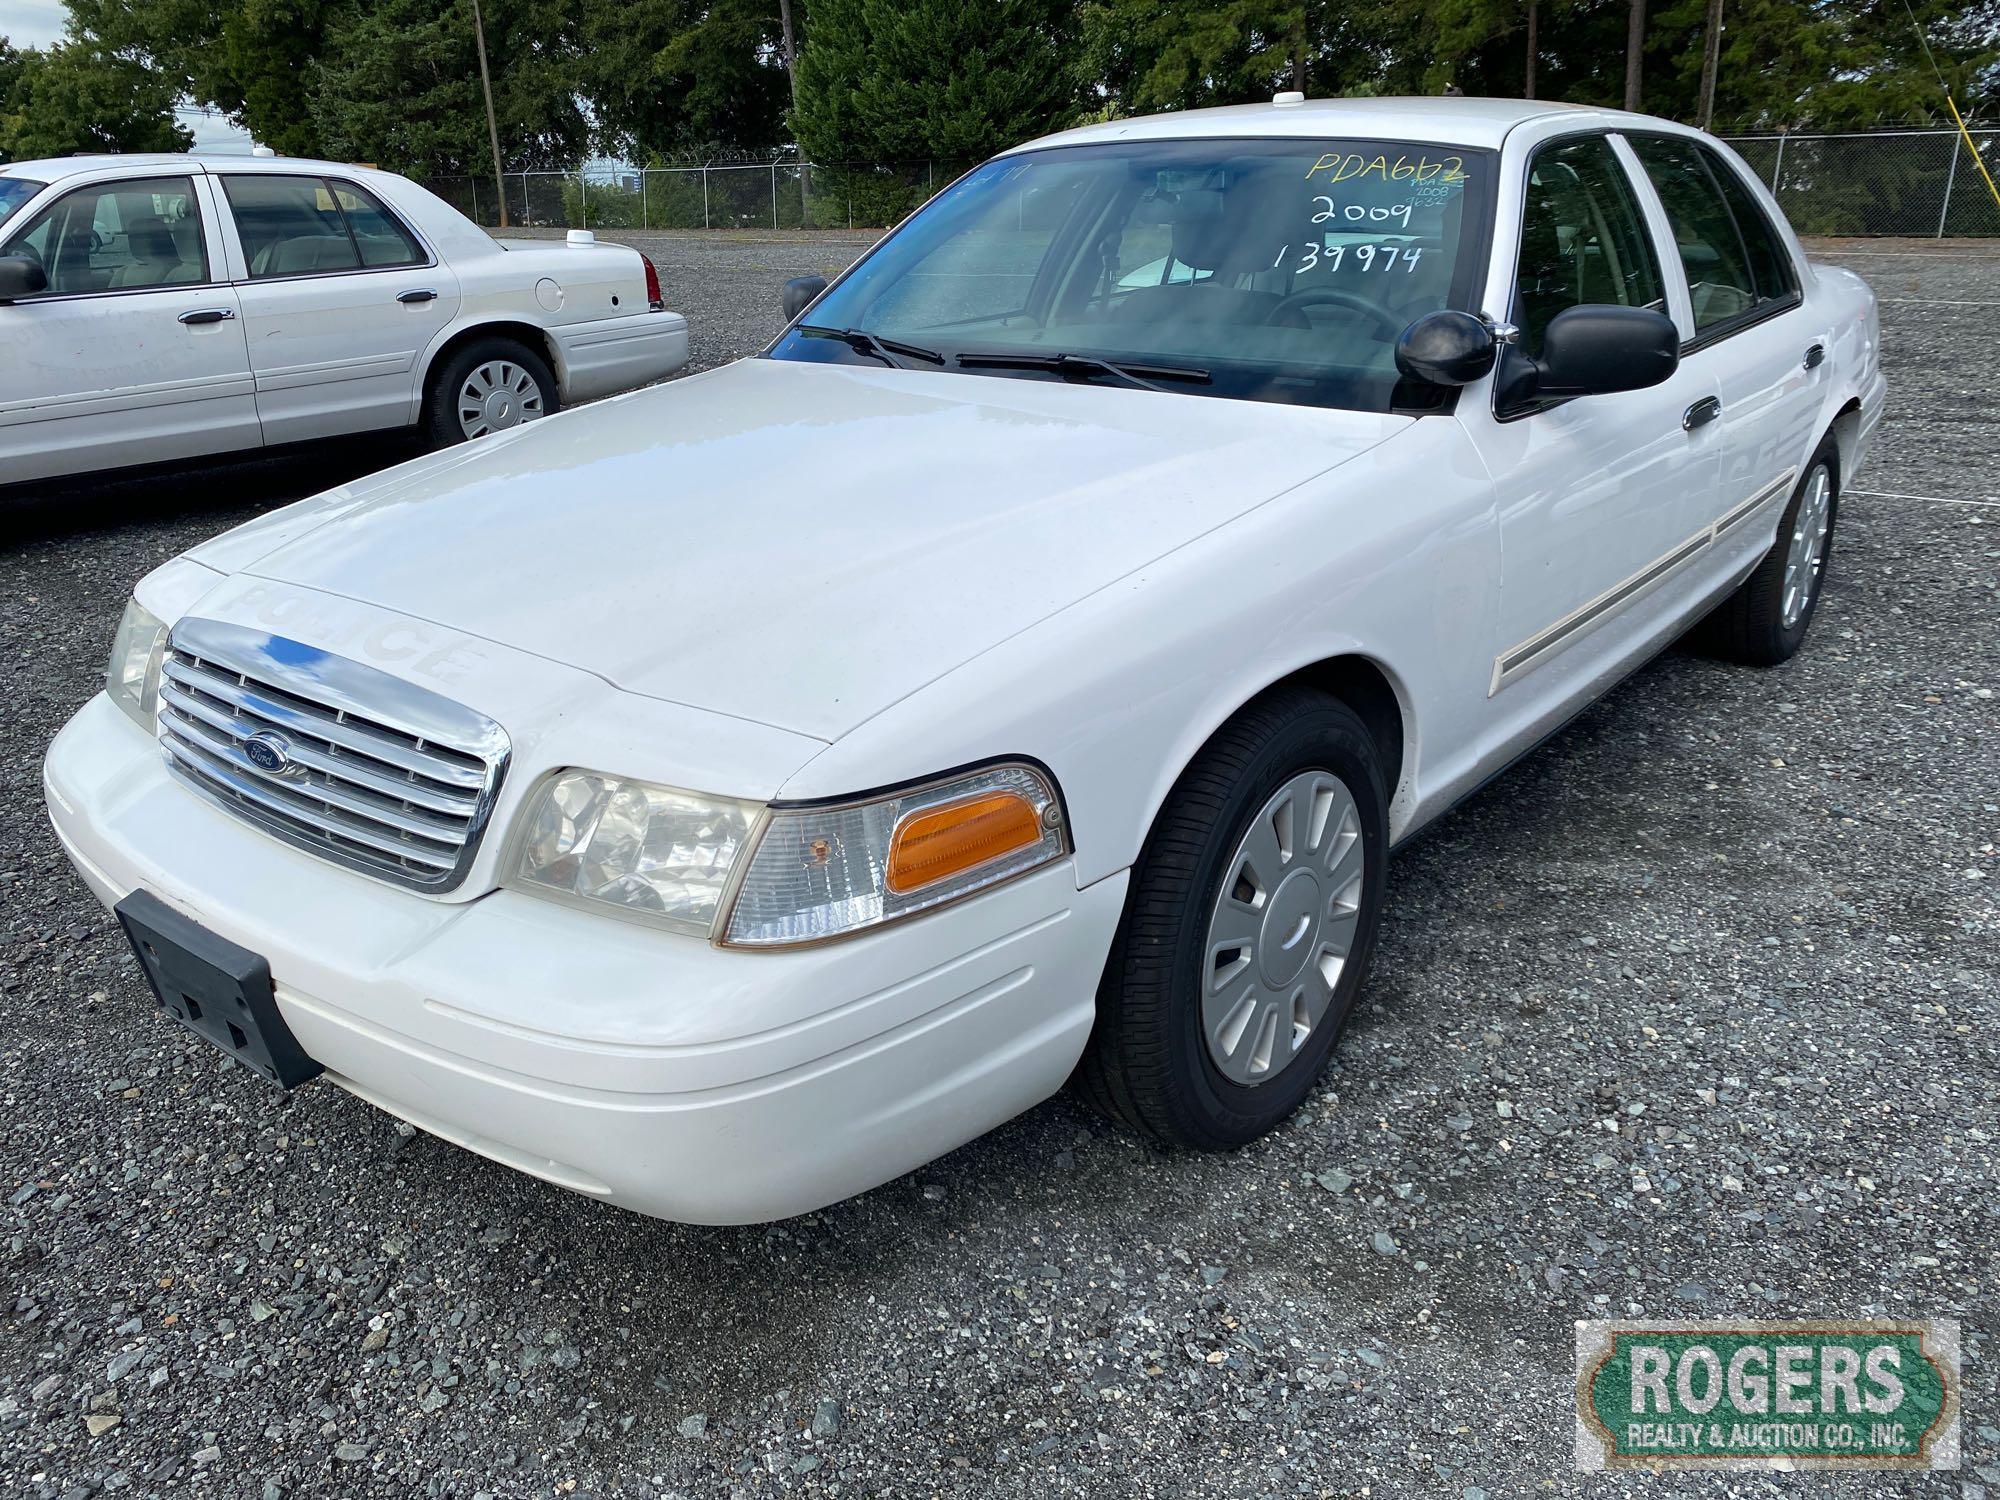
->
2, 0, 254, 152
0, 0, 64, 47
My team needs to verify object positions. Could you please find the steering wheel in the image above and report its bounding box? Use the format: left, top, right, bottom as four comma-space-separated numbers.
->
1264, 285, 1405, 338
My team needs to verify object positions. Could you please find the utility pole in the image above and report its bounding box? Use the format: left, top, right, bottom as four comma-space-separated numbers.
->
1525, 0, 1538, 99
471, 0, 509, 228
1697, 0, 1724, 130
1623, 0, 1645, 111
778, 0, 807, 224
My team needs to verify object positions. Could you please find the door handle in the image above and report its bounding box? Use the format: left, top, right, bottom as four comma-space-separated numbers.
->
177, 308, 235, 326
1682, 396, 1721, 431
1803, 343, 1826, 370
397, 288, 438, 304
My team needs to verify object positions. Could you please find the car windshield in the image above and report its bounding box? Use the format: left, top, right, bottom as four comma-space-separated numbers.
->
0, 177, 46, 229
769, 138, 1492, 413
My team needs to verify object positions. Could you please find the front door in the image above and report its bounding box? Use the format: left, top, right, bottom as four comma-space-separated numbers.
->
1456, 133, 1721, 767
0, 173, 259, 485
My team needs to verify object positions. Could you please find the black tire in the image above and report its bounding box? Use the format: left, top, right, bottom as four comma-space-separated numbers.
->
1077, 686, 1390, 1149
1699, 440, 1840, 665
423, 337, 560, 449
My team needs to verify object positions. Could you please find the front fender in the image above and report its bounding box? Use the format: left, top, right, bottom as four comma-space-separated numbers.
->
781, 417, 1498, 882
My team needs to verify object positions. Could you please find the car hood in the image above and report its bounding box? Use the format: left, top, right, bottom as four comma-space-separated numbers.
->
199, 358, 1407, 741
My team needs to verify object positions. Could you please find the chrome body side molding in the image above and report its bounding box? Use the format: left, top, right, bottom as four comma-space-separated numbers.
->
1490, 468, 1796, 695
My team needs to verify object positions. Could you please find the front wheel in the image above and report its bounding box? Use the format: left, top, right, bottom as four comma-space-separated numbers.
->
1077, 687, 1389, 1149
424, 338, 560, 448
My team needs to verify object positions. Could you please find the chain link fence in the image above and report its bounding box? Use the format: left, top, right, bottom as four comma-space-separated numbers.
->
422, 161, 969, 233
422, 129, 2000, 238
1722, 128, 2000, 237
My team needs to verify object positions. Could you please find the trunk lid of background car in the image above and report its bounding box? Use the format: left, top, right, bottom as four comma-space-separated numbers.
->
214, 358, 1408, 742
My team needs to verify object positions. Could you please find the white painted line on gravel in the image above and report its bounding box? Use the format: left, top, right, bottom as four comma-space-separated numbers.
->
1809, 249, 2000, 260
1876, 297, 2000, 307
1852, 488, 2000, 509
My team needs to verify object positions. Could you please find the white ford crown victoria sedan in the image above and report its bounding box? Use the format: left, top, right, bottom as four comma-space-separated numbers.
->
45, 98, 1882, 1224
0, 153, 688, 486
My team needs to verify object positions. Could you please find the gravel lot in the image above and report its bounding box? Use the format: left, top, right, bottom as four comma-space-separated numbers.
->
2, 233, 1995, 1499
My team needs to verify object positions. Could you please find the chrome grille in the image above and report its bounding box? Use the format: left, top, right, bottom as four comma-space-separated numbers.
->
157, 619, 510, 892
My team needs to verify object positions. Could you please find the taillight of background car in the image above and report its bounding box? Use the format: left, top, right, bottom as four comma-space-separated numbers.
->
642, 254, 663, 311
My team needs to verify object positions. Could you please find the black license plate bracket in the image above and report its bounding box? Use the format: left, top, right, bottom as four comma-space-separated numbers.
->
115, 890, 323, 1090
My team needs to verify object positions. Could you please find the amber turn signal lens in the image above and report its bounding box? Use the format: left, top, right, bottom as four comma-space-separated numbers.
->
885, 791, 1044, 895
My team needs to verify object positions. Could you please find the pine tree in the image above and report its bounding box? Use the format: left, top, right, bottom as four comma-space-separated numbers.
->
792, 0, 1078, 164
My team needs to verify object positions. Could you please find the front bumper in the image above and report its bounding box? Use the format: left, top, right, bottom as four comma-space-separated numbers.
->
550, 309, 691, 403
45, 693, 1125, 1223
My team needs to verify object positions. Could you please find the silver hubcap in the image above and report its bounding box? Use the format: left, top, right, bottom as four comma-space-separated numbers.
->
458, 360, 544, 439
1201, 770, 1366, 1087
1781, 465, 1833, 628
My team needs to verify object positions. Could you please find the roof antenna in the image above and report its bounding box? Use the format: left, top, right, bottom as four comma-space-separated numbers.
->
1904, 0, 2000, 221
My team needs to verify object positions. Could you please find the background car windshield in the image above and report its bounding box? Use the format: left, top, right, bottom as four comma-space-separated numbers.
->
772, 139, 1491, 412
0, 178, 46, 228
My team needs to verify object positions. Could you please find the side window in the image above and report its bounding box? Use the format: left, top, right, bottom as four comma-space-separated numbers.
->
1697, 145, 1797, 302
331, 182, 423, 268
225, 176, 360, 278
0, 176, 207, 294
1626, 135, 1773, 333
1513, 136, 1665, 356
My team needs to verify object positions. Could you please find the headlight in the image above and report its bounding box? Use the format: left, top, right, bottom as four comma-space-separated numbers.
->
106, 597, 167, 732
506, 761, 1069, 947
722, 762, 1066, 948
508, 770, 762, 936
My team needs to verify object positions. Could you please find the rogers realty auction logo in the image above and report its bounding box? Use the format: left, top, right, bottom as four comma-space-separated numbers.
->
1575, 1320, 1960, 1472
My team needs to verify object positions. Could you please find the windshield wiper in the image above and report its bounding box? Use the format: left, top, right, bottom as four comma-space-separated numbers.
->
797, 325, 945, 368
955, 350, 1211, 392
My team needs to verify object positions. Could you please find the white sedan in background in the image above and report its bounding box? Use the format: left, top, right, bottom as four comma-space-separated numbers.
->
45, 97, 1881, 1224
0, 154, 688, 486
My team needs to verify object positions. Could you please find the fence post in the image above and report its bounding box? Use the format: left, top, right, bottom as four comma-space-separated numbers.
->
641, 170, 648, 231
771, 163, 779, 230
1938, 134, 1961, 238
702, 168, 710, 229
580, 170, 588, 229
470, 175, 479, 226
521, 172, 529, 227
1768, 130, 1787, 194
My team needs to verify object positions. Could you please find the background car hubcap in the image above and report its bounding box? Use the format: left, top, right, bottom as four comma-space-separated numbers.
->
459, 361, 544, 439
1781, 465, 1833, 628
1201, 770, 1366, 1086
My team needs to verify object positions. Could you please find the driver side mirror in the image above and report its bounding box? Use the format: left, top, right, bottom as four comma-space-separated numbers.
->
1528, 304, 1680, 398
1520, 302, 1680, 406
782, 275, 827, 321
0, 255, 48, 303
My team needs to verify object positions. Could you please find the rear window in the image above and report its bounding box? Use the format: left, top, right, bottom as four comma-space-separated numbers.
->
1698, 145, 1798, 302
1626, 134, 1796, 335
223, 174, 424, 278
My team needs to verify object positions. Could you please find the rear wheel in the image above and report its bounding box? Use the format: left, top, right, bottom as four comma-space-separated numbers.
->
1077, 687, 1389, 1148
1700, 442, 1839, 665
424, 337, 559, 448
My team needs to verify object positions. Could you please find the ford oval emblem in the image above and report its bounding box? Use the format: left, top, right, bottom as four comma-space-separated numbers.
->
243, 730, 291, 774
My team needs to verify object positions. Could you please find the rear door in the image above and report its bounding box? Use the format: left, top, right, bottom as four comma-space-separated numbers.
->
213, 172, 460, 445
0, 172, 258, 485
1622, 133, 1823, 547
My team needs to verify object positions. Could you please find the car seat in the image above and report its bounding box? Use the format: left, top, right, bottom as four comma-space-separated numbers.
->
110, 215, 194, 288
